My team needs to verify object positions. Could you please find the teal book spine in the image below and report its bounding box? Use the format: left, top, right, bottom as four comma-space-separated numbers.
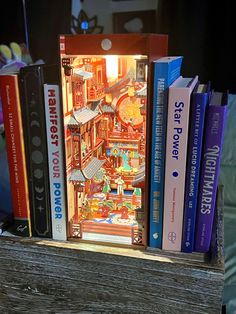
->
149, 56, 183, 248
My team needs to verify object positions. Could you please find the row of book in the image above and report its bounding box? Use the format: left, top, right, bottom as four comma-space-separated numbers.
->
149, 56, 227, 253
0, 62, 67, 240
0, 34, 227, 254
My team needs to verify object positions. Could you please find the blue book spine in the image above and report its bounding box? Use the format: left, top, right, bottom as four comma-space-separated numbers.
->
149, 56, 183, 248
181, 85, 209, 252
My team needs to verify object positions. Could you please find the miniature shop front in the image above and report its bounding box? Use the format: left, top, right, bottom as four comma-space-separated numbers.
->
61, 53, 148, 245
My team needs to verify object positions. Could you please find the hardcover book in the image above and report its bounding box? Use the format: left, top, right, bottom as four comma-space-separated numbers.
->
194, 91, 228, 252
0, 74, 31, 236
162, 75, 198, 251
19, 64, 59, 238
149, 56, 183, 248
181, 83, 210, 253
44, 84, 67, 241
59, 33, 168, 246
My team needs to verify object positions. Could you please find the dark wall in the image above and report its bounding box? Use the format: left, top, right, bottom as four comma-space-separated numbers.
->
0, 0, 25, 44
157, 0, 236, 93
26, 0, 72, 64
0, 0, 72, 64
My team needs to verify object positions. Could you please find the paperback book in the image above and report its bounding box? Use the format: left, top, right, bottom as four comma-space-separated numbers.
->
149, 56, 183, 248
44, 84, 67, 241
162, 75, 198, 251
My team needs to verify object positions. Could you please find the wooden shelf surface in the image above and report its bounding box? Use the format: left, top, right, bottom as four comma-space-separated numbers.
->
0, 235, 224, 313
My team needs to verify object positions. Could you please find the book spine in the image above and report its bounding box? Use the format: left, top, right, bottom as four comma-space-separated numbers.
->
149, 60, 182, 248
194, 105, 227, 252
44, 84, 67, 240
181, 93, 208, 252
19, 66, 52, 238
0, 75, 31, 236
162, 77, 198, 251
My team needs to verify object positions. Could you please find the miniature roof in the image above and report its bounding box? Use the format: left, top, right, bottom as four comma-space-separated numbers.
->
69, 169, 86, 182
135, 86, 147, 97
68, 158, 105, 182
83, 157, 105, 179
71, 107, 99, 126
73, 68, 93, 80
67, 115, 79, 127
90, 99, 102, 112
105, 76, 130, 94
101, 104, 115, 113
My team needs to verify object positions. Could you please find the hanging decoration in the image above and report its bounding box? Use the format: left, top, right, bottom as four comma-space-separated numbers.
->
71, 9, 104, 34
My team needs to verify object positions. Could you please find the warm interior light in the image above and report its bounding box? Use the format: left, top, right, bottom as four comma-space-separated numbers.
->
106, 55, 118, 82
105, 93, 112, 103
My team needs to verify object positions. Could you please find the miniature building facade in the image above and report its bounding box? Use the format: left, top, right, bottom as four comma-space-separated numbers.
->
60, 34, 168, 245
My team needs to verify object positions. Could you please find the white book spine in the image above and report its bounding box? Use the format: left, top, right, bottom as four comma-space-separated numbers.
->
162, 77, 198, 251
44, 84, 67, 240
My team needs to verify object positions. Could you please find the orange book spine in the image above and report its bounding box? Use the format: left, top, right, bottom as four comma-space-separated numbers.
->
0, 74, 31, 236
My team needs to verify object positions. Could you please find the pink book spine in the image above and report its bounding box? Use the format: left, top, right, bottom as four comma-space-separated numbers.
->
162, 76, 198, 251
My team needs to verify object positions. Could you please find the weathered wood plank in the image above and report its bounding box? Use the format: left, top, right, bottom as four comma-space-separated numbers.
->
0, 236, 224, 313
0, 244, 223, 295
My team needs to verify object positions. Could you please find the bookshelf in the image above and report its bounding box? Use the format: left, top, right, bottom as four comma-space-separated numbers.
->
0, 186, 224, 313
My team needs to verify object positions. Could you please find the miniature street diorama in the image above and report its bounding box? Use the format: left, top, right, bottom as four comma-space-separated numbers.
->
61, 53, 147, 245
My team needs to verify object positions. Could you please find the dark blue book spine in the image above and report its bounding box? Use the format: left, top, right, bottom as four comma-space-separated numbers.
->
181, 88, 209, 252
194, 92, 228, 252
149, 57, 182, 248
